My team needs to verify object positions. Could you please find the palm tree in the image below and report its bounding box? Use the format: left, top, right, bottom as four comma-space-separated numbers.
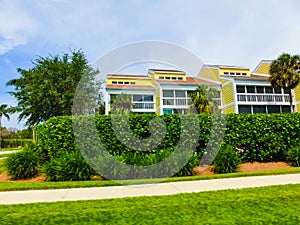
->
110, 93, 132, 114
188, 85, 220, 114
269, 53, 300, 113
0, 104, 10, 149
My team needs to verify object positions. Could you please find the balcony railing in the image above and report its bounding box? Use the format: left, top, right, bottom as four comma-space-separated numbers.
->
132, 102, 155, 109
163, 98, 222, 106
237, 94, 290, 103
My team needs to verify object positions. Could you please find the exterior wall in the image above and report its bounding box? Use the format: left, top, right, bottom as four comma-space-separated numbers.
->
253, 62, 271, 74
222, 82, 235, 106
223, 105, 235, 114
198, 67, 220, 82
294, 85, 300, 112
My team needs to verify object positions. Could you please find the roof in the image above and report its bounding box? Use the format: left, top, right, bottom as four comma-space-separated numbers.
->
204, 64, 249, 70
106, 84, 155, 90
223, 74, 270, 80
156, 77, 219, 85
148, 69, 186, 74
107, 74, 151, 79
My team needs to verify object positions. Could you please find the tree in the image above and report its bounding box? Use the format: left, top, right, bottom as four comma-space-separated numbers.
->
0, 104, 10, 130
0, 104, 10, 149
110, 93, 132, 114
188, 85, 220, 114
7, 50, 101, 126
269, 53, 300, 113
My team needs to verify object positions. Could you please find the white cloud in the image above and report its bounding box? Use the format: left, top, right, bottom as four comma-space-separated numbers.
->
0, 1, 38, 55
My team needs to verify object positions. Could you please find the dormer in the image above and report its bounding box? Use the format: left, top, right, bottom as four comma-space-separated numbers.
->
219, 66, 250, 76
148, 69, 187, 81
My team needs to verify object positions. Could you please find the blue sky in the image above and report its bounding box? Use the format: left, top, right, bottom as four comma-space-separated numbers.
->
1, 0, 300, 129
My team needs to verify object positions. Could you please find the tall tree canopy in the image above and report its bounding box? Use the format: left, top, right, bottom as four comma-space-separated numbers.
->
7, 50, 101, 126
269, 53, 300, 112
188, 85, 221, 114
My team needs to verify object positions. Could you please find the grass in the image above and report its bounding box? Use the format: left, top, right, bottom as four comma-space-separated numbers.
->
0, 167, 299, 192
0, 184, 299, 224
0, 147, 21, 152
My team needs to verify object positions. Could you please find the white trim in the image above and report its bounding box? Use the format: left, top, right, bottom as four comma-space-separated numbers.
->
252, 60, 273, 73
251, 73, 271, 77
222, 80, 233, 87
223, 102, 235, 108
196, 76, 222, 85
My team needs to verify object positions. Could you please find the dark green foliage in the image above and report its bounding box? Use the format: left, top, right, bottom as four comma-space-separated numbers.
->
6, 146, 40, 179
1, 139, 33, 148
212, 145, 241, 174
7, 50, 101, 126
286, 146, 300, 167
43, 151, 95, 181
35, 113, 300, 180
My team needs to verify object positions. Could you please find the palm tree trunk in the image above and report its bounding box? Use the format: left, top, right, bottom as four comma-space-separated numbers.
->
289, 89, 294, 113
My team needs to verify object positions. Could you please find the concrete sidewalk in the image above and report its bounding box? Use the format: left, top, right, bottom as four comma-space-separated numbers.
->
0, 174, 299, 205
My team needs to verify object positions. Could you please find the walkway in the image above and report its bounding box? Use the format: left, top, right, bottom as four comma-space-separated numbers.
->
0, 174, 299, 205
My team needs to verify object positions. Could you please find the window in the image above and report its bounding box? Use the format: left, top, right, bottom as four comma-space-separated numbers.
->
118, 81, 123, 84
283, 87, 289, 94
230, 72, 235, 75
130, 82, 136, 85
265, 86, 273, 94
274, 88, 281, 94
165, 77, 171, 80
178, 77, 183, 80
163, 90, 174, 97
133, 95, 143, 102
238, 105, 251, 114
112, 81, 117, 84
133, 95, 154, 102
246, 86, 255, 93
267, 105, 280, 114
175, 90, 185, 97
143, 95, 153, 102
124, 82, 130, 84
159, 76, 164, 80
253, 105, 266, 114
256, 86, 264, 93
237, 86, 245, 93
172, 77, 177, 80
224, 72, 229, 75
242, 73, 247, 76
236, 72, 241, 75
282, 106, 291, 113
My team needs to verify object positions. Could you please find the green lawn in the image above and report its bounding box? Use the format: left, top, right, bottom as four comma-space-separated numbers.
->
0, 184, 299, 224
0, 167, 300, 191
0, 147, 20, 152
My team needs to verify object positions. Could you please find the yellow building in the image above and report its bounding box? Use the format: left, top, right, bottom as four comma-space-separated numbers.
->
199, 61, 295, 114
105, 60, 300, 114
105, 69, 221, 115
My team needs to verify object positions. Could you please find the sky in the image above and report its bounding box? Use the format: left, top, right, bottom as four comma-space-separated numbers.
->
1, 0, 300, 129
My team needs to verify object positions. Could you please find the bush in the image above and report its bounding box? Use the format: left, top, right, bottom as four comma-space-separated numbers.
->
1, 139, 33, 148
286, 146, 300, 167
43, 151, 95, 181
212, 145, 241, 174
6, 147, 40, 179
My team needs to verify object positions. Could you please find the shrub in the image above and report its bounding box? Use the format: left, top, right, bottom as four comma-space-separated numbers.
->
43, 151, 95, 181
212, 145, 241, 174
6, 146, 40, 180
1, 139, 33, 148
286, 146, 300, 167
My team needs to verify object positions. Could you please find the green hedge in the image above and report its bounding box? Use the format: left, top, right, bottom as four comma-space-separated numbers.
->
0, 139, 33, 148
34, 113, 300, 179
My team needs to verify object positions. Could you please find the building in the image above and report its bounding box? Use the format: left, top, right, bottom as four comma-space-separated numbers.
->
105, 60, 300, 115
105, 69, 221, 115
